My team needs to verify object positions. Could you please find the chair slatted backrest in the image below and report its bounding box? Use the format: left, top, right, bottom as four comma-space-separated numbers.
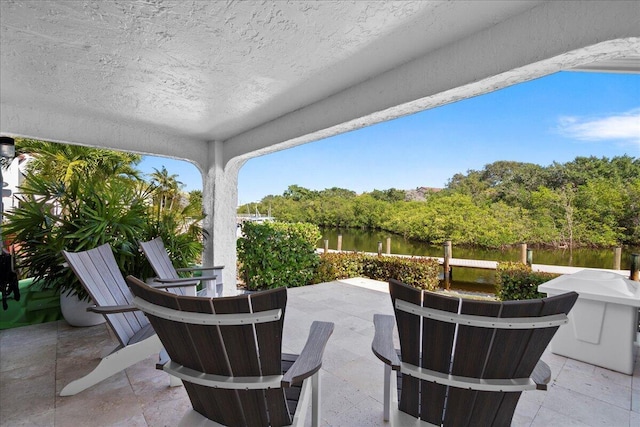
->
62, 244, 149, 348
139, 237, 191, 296
127, 276, 292, 427
389, 279, 577, 426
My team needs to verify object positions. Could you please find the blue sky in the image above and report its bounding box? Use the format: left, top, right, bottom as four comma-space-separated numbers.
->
138, 71, 639, 204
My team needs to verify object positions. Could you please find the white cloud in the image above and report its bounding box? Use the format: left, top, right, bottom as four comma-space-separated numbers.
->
557, 108, 640, 148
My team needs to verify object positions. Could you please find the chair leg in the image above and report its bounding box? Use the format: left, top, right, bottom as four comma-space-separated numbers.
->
159, 348, 183, 387
60, 334, 163, 396
384, 364, 392, 421
169, 374, 183, 387
312, 372, 321, 427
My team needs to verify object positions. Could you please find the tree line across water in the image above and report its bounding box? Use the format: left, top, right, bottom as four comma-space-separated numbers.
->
239, 156, 640, 249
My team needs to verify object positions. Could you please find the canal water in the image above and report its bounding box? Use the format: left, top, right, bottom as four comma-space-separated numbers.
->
318, 228, 639, 294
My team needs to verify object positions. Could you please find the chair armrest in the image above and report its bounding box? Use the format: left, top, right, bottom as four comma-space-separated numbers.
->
150, 282, 197, 290
87, 304, 139, 314
152, 275, 216, 284
532, 360, 552, 391
372, 314, 401, 369
150, 276, 216, 290
281, 321, 334, 387
176, 265, 224, 272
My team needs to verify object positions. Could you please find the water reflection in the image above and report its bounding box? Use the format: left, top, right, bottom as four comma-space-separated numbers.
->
319, 228, 639, 293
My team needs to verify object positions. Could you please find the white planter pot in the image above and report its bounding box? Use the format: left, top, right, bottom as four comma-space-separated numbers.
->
60, 293, 106, 327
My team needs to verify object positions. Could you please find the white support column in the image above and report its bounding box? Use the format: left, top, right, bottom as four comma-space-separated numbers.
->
201, 141, 245, 296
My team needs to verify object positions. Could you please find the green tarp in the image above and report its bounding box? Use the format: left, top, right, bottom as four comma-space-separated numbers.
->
0, 279, 62, 330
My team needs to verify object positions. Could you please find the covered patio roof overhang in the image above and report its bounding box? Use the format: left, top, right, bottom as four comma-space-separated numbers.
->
1, 1, 639, 294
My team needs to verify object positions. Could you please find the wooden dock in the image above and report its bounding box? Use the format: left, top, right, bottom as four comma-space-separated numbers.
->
428, 256, 630, 276
318, 249, 632, 277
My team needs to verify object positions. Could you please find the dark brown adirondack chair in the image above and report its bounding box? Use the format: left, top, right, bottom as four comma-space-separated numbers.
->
60, 244, 187, 396
127, 275, 334, 427
372, 279, 578, 426
139, 237, 224, 297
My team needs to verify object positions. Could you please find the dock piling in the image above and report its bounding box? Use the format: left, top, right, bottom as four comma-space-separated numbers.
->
631, 254, 639, 282
337, 234, 342, 252
614, 247, 622, 270
443, 240, 452, 290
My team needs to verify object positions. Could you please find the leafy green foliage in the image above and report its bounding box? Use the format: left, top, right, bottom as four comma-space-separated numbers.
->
311, 252, 440, 291
237, 222, 321, 290
16, 138, 141, 184
369, 188, 406, 202
495, 262, 559, 301
5, 173, 149, 300
5, 140, 205, 300
362, 256, 440, 290
312, 252, 366, 282
241, 155, 639, 248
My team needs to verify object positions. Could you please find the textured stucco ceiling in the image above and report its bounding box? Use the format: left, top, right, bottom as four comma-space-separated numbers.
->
1, 0, 639, 166
1, 0, 544, 142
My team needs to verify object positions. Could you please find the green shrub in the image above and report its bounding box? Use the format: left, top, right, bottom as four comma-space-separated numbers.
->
495, 261, 559, 301
237, 221, 321, 290
363, 256, 440, 290
312, 252, 366, 283
312, 252, 440, 291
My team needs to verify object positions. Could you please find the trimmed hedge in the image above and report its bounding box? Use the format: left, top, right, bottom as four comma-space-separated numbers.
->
495, 262, 559, 301
313, 252, 366, 283
237, 221, 321, 290
312, 252, 440, 291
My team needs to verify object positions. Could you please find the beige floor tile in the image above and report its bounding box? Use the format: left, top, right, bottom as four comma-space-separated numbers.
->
0, 408, 55, 427
530, 406, 592, 426
555, 364, 632, 410
542, 384, 631, 426
0, 364, 55, 426
1, 281, 638, 427
55, 374, 145, 426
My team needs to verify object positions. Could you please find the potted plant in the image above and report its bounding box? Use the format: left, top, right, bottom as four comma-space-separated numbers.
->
4, 172, 149, 325
5, 140, 207, 325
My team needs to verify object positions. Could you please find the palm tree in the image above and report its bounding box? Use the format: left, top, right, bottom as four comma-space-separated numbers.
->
6, 140, 148, 299
16, 139, 141, 185
150, 166, 183, 213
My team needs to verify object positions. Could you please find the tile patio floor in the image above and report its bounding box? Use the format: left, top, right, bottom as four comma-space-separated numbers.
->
1, 279, 639, 426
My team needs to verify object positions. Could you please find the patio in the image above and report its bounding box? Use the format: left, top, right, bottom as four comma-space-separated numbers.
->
1, 279, 639, 426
